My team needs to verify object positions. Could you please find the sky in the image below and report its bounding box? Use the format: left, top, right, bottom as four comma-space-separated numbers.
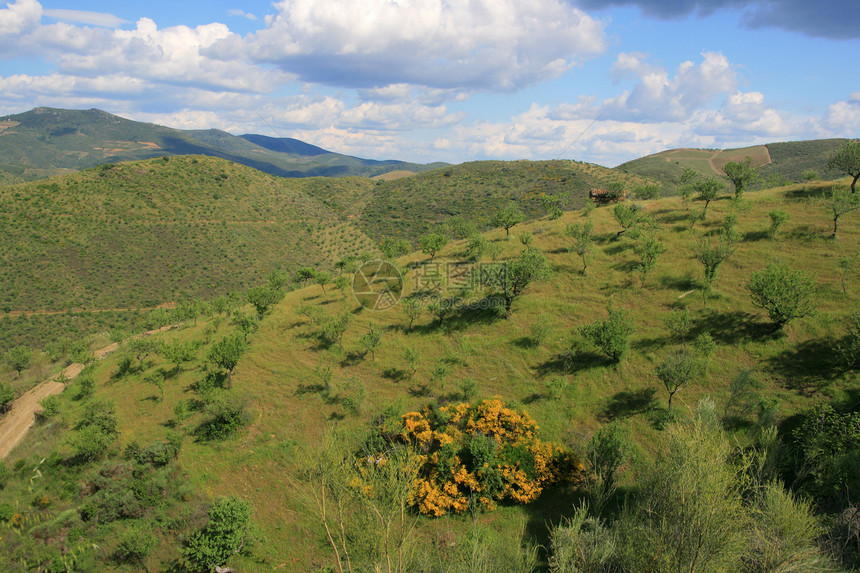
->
0, 0, 858, 167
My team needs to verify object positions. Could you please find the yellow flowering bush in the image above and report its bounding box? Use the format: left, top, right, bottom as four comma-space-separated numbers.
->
376, 398, 583, 516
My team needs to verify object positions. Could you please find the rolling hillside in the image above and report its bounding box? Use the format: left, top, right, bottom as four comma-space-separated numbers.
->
0, 107, 443, 180
1, 180, 857, 571
617, 139, 848, 190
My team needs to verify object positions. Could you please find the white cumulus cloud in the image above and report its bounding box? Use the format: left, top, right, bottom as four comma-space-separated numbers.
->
225, 0, 607, 91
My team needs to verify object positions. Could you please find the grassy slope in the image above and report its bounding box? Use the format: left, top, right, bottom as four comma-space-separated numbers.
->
347, 159, 655, 243
5, 180, 856, 570
617, 139, 849, 191
0, 155, 355, 313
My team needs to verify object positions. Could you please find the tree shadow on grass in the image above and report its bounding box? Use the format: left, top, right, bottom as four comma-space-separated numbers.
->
657, 274, 698, 294
765, 337, 847, 395
743, 230, 770, 242
535, 351, 612, 377
381, 367, 408, 383
603, 242, 633, 256
598, 387, 658, 422
656, 211, 691, 224
690, 310, 776, 345
786, 225, 824, 242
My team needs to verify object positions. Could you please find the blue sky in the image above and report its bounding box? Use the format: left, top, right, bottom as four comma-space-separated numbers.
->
0, 0, 857, 166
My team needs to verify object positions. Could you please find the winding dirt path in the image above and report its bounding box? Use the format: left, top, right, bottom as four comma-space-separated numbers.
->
0, 326, 172, 459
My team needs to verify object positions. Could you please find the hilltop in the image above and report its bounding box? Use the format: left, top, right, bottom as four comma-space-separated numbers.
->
1, 178, 857, 571
0, 107, 444, 180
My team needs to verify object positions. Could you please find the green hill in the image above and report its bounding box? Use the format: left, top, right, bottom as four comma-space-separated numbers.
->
0, 155, 362, 312
616, 139, 848, 190
0, 107, 443, 180
1, 180, 858, 571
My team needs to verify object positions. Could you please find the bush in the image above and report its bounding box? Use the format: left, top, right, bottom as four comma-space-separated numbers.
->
746, 263, 816, 328
0, 381, 13, 413
195, 392, 251, 441
114, 523, 157, 565
182, 496, 253, 573
380, 398, 583, 516
35, 394, 61, 423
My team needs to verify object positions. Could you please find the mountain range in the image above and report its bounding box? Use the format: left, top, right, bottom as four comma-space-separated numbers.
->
0, 107, 446, 181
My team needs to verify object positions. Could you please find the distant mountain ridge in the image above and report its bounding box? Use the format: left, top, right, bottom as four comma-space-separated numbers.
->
0, 107, 445, 181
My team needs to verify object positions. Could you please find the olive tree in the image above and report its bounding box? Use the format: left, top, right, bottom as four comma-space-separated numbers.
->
565, 221, 594, 275
694, 176, 725, 218
246, 284, 284, 318
208, 332, 247, 389
722, 158, 758, 199
492, 203, 525, 237
746, 263, 816, 329
481, 246, 551, 316
829, 188, 860, 239
827, 139, 860, 193
418, 232, 449, 260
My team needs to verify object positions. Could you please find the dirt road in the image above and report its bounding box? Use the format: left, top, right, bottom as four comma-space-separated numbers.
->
0, 326, 172, 459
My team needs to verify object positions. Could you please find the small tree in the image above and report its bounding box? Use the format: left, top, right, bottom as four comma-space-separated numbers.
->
663, 308, 693, 348
402, 297, 423, 330
693, 229, 738, 303
482, 247, 551, 316
333, 275, 350, 299
827, 139, 860, 193
493, 203, 525, 237
247, 284, 285, 318
294, 267, 317, 286
694, 176, 725, 218
585, 421, 631, 511
656, 349, 703, 410
159, 339, 197, 374
231, 311, 259, 341
359, 323, 383, 361
405, 347, 420, 379
579, 302, 634, 362
419, 232, 449, 260
613, 203, 640, 236
518, 231, 533, 246
315, 271, 332, 295
768, 209, 790, 239
838, 252, 858, 295
633, 183, 661, 200
829, 188, 860, 239
634, 232, 667, 287
565, 221, 594, 275
5, 346, 32, 375
722, 157, 757, 199
802, 169, 819, 182
209, 333, 247, 389
746, 263, 816, 329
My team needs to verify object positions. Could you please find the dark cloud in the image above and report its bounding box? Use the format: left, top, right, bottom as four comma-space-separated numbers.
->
573, 0, 860, 39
